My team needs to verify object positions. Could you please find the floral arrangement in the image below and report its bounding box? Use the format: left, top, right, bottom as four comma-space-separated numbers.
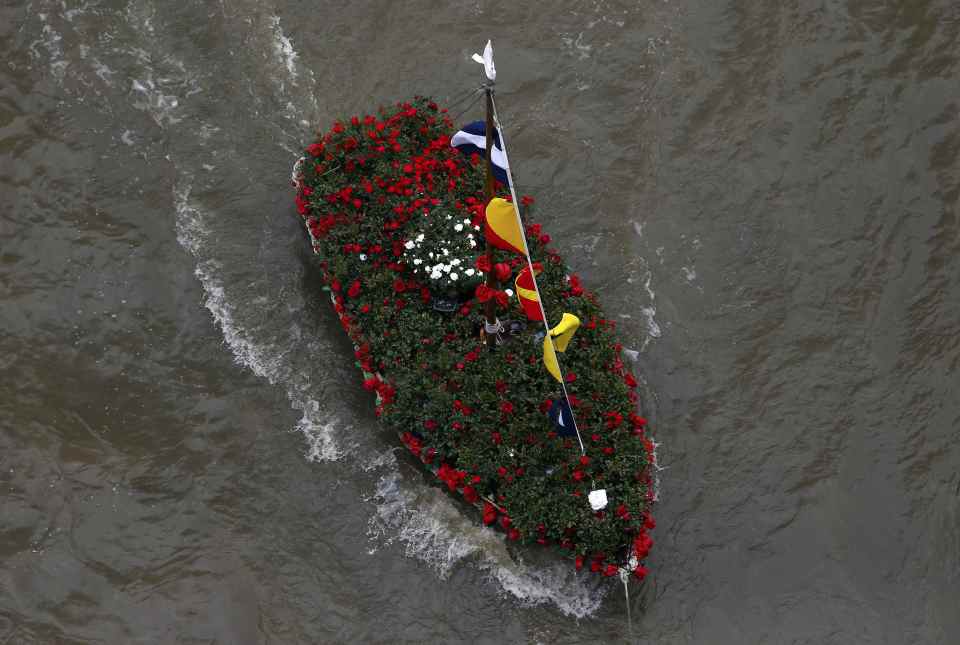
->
292, 97, 657, 580
402, 210, 484, 296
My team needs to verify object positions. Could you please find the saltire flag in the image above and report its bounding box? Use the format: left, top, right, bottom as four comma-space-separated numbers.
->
451, 121, 509, 185
543, 313, 581, 382
548, 398, 577, 437
485, 197, 527, 255
514, 264, 543, 321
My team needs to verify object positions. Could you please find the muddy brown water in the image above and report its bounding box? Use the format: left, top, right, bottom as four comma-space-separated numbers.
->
2, 1, 958, 643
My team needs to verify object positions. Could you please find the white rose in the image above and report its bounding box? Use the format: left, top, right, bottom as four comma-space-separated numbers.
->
451, 259, 461, 266
505, 289, 514, 297
469, 240, 477, 248
454, 223, 464, 232
465, 268, 475, 276
430, 270, 442, 280
450, 273, 459, 281
413, 258, 423, 265
416, 233, 425, 242
359, 254, 367, 261
404, 240, 415, 250
442, 264, 451, 273
463, 218, 471, 225
473, 225, 481, 231
442, 248, 449, 256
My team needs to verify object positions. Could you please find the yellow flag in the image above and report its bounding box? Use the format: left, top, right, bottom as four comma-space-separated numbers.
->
542, 313, 581, 382
550, 313, 580, 352
543, 335, 562, 382
484, 197, 526, 255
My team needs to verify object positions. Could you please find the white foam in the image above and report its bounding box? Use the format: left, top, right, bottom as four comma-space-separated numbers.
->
366, 471, 607, 617
173, 179, 343, 461
269, 15, 298, 84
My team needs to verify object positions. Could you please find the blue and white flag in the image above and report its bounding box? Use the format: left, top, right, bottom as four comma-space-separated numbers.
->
450, 121, 509, 185
548, 398, 578, 437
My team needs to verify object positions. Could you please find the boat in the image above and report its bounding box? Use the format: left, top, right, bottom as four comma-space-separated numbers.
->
290, 42, 658, 582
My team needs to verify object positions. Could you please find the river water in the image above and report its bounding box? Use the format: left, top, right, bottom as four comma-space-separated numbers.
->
2, 1, 958, 643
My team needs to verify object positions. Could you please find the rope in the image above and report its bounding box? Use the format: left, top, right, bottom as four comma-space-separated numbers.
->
489, 91, 586, 455
445, 86, 485, 123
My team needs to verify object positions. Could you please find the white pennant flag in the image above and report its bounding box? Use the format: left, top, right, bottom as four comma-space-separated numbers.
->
471, 39, 496, 81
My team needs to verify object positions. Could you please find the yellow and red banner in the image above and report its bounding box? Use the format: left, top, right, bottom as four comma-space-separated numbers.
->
514, 264, 543, 321
484, 197, 526, 255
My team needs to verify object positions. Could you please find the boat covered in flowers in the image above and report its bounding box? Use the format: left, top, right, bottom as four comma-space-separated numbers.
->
291, 89, 658, 581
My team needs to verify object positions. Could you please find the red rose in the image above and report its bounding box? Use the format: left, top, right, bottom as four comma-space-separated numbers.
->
475, 284, 493, 302
508, 528, 521, 541
521, 195, 534, 206
575, 555, 584, 570
475, 255, 492, 273
497, 466, 508, 477
603, 564, 619, 577
463, 485, 479, 504
633, 566, 648, 580
572, 470, 585, 482
360, 304, 370, 313
566, 372, 577, 383
491, 432, 502, 445
579, 455, 590, 466
493, 262, 511, 282
482, 502, 497, 525
500, 401, 514, 415
347, 280, 361, 298
624, 372, 638, 388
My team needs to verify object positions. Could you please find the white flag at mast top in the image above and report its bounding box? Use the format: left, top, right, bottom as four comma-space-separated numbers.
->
471, 40, 496, 81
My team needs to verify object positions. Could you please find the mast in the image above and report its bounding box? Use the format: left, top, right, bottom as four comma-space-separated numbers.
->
482, 86, 499, 349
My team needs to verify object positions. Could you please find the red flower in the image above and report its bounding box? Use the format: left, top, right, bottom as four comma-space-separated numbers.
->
539, 234, 551, 244
475, 255, 492, 273
463, 485, 479, 504
493, 262, 511, 282
566, 372, 577, 383
603, 564, 619, 577
624, 372, 638, 388
575, 555, 584, 570
423, 419, 438, 431
572, 470, 585, 482
392, 279, 406, 293
497, 466, 508, 477
521, 195, 534, 206
495, 380, 508, 394
360, 304, 371, 313
508, 528, 521, 541
482, 502, 497, 525
604, 411, 623, 429
633, 566, 648, 581
579, 455, 590, 466
306, 142, 324, 157
347, 280, 361, 298
491, 432, 502, 445
475, 283, 494, 303
500, 401, 514, 415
